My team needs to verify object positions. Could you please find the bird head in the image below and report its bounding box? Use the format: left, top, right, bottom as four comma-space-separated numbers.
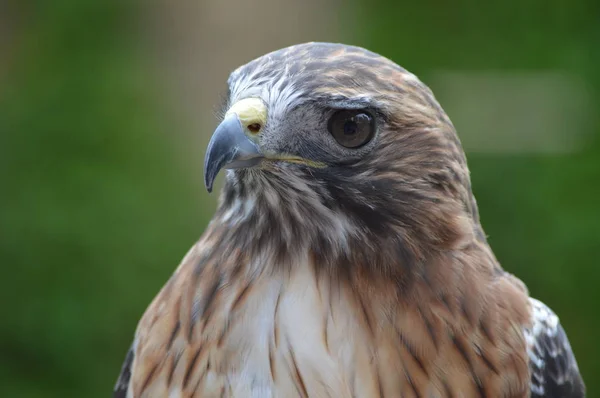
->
204, 43, 479, 273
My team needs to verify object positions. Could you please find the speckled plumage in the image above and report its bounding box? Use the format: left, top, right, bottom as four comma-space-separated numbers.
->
114, 42, 585, 398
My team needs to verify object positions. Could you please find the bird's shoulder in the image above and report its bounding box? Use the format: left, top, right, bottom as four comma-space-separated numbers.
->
525, 297, 585, 398
113, 242, 230, 397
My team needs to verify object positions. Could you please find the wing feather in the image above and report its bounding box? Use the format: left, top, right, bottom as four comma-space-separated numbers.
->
525, 298, 585, 398
113, 344, 135, 398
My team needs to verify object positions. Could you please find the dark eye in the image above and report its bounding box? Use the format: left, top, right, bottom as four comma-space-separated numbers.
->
327, 109, 375, 148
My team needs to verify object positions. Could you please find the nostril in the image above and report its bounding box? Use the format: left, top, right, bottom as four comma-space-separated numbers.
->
247, 123, 261, 134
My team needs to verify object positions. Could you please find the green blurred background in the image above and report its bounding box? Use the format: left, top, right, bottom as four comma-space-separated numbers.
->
1, 0, 598, 396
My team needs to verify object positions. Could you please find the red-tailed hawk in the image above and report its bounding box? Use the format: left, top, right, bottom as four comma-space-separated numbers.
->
114, 42, 585, 397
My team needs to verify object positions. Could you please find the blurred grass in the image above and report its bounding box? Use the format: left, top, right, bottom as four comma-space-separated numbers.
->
1, 0, 599, 396
0, 1, 208, 396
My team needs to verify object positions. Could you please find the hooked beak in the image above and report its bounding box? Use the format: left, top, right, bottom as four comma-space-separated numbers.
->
203, 114, 263, 192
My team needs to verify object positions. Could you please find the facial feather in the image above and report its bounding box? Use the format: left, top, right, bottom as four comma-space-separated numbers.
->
218, 42, 477, 279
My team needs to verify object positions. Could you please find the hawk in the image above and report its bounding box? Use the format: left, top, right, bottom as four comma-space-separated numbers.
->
114, 42, 585, 397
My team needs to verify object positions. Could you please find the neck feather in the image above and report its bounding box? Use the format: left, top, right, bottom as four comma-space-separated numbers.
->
208, 167, 483, 285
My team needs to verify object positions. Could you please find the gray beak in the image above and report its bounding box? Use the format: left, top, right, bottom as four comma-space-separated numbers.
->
203, 114, 263, 192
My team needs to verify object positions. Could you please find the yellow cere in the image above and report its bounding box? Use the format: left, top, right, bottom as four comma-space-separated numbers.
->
226, 97, 268, 134
226, 97, 327, 169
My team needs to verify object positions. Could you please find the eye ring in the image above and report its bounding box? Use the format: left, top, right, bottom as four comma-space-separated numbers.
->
327, 109, 375, 148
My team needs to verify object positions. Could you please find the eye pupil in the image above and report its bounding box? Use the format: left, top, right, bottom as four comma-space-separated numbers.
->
343, 121, 358, 135
328, 109, 375, 148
